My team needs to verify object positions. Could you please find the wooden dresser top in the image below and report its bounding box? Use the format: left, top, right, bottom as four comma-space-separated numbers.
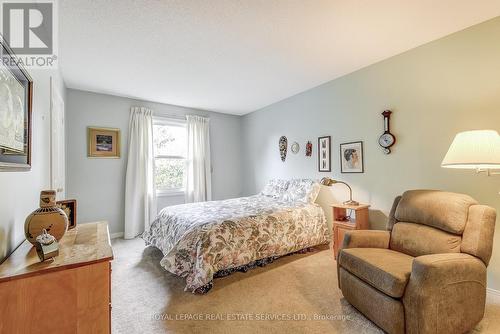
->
0, 221, 113, 283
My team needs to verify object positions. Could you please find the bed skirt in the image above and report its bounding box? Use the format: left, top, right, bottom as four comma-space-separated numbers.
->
193, 245, 326, 294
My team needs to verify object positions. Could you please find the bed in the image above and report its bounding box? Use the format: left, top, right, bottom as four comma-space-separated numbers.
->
142, 179, 329, 293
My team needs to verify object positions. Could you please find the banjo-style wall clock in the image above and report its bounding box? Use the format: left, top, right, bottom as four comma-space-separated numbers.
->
378, 110, 396, 154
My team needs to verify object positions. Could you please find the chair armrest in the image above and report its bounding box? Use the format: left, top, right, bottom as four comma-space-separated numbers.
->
403, 253, 487, 333
341, 230, 390, 249
410, 253, 486, 283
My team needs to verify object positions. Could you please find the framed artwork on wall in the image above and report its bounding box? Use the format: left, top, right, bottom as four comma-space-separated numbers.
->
318, 136, 331, 172
88, 127, 121, 158
340, 141, 364, 173
56, 199, 77, 229
0, 37, 33, 171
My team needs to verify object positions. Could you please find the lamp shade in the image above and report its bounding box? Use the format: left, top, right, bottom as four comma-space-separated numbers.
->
441, 130, 500, 169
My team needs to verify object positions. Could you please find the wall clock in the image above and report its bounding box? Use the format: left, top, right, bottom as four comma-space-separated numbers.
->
378, 110, 396, 154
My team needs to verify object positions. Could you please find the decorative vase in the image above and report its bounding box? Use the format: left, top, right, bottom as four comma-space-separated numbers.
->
25, 190, 68, 245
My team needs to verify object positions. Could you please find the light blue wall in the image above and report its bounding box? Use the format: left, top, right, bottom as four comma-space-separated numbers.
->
0, 70, 66, 262
65, 89, 242, 235
241, 18, 500, 289
64, 17, 500, 289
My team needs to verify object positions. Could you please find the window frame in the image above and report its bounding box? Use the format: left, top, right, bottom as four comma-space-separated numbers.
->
152, 116, 187, 197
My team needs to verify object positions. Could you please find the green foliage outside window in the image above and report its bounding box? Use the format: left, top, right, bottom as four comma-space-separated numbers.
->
153, 123, 186, 191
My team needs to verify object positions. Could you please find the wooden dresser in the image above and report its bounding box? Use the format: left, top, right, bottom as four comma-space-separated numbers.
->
0, 221, 113, 334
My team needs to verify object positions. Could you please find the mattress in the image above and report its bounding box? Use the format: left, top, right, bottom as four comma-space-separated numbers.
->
142, 194, 329, 292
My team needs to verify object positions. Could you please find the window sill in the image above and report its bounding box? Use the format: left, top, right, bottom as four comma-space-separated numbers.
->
157, 190, 185, 197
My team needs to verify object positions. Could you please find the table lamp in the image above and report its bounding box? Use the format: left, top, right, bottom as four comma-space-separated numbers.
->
320, 177, 359, 206
441, 130, 500, 176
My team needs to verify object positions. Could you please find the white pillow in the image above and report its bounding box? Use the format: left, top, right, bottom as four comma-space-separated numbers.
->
283, 179, 320, 203
261, 179, 289, 199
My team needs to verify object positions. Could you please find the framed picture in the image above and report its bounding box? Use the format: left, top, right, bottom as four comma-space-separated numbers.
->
88, 127, 121, 158
340, 141, 364, 173
0, 37, 33, 171
56, 199, 77, 229
318, 136, 331, 172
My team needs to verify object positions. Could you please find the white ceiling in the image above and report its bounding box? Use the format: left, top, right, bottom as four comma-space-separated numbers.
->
59, 1, 500, 115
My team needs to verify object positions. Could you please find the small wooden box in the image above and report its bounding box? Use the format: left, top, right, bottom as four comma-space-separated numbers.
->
332, 203, 370, 259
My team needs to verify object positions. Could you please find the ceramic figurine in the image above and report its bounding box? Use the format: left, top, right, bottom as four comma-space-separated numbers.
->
35, 229, 59, 261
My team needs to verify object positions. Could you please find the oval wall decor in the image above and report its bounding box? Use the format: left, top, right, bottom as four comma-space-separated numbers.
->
279, 136, 288, 162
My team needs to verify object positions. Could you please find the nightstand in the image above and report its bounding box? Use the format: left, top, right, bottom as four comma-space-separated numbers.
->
332, 203, 370, 259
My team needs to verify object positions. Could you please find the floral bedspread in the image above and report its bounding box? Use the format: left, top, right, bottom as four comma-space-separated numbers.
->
142, 195, 329, 292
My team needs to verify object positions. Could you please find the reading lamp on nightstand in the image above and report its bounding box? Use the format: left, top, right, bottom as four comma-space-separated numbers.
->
441, 130, 500, 176
321, 178, 370, 259
320, 177, 359, 206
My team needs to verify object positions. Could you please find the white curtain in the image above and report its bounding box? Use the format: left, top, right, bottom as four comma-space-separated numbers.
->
185, 115, 212, 203
124, 107, 156, 239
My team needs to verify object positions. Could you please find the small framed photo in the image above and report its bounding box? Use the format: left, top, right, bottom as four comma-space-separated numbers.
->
88, 127, 121, 158
318, 136, 331, 172
340, 141, 364, 173
56, 199, 77, 229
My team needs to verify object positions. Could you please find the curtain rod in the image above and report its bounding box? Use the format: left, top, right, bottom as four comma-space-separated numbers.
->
152, 112, 210, 121
152, 113, 186, 120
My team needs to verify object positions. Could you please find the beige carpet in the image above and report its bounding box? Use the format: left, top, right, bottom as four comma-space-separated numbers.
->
111, 238, 500, 334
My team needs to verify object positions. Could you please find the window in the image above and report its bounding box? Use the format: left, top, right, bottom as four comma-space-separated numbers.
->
153, 118, 187, 195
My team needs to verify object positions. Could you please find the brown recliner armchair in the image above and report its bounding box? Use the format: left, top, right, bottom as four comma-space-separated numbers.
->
337, 190, 496, 334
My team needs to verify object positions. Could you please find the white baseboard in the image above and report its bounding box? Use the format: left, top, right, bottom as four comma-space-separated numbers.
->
110, 232, 124, 239
487, 288, 500, 303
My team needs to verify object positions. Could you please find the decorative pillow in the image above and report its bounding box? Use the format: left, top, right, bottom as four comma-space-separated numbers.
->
283, 179, 321, 203
261, 179, 289, 199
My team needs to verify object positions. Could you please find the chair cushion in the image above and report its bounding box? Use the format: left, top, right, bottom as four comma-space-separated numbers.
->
395, 190, 477, 234
339, 248, 414, 298
390, 222, 462, 257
